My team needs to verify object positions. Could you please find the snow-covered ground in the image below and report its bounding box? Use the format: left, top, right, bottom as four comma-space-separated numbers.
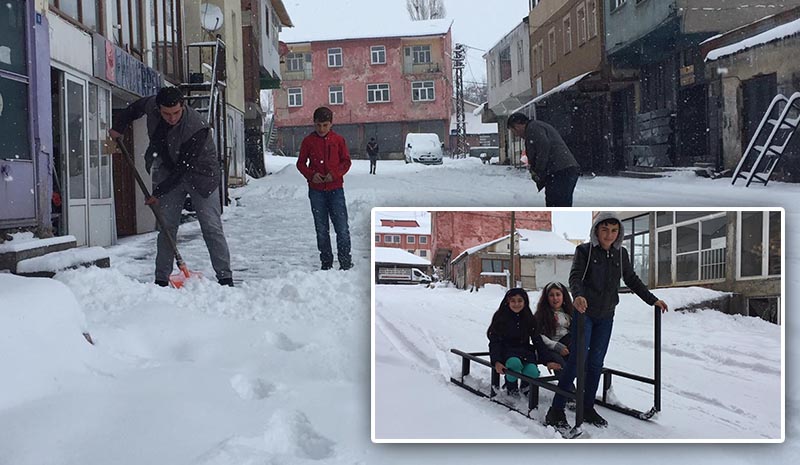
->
374, 284, 781, 442
1, 156, 796, 464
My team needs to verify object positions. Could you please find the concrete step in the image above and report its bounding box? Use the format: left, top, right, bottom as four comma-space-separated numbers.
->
616, 170, 667, 179
0, 235, 78, 273
15, 246, 110, 278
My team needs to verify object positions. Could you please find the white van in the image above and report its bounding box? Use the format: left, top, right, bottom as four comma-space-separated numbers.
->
377, 267, 432, 284
404, 133, 444, 165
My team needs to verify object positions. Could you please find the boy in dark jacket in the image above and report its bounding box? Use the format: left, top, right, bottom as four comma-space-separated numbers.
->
110, 87, 232, 287
296, 107, 353, 270
507, 112, 580, 207
545, 212, 668, 429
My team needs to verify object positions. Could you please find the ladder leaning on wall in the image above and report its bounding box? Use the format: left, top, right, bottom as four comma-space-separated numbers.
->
732, 92, 800, 187
179, 37, 229, 205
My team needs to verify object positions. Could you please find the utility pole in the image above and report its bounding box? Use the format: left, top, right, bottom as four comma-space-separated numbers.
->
452, 43, 468, 157
509, 211, 516, 288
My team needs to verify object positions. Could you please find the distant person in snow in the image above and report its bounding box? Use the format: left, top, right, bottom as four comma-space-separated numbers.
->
296, 106, 353, 271
545, 212, 668, 431
366, 137, 379, 175
533, 281, 574, 369
487, 288, 562, 397
507, 112, 580, 207
109, 87, 233, 287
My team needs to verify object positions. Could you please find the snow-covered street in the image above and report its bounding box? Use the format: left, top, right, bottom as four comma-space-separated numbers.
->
1, 156, 796, 464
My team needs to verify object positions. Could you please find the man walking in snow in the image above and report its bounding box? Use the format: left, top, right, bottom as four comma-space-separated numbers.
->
507, 112, 580, 207
545, 212, 667, 430
110, 87, 233, 287
366, 137, 379, 175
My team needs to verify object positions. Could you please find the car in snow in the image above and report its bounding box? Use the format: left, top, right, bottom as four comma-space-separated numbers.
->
404, 133, 444, 165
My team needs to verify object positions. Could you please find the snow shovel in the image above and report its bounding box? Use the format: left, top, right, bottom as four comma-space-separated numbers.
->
114, 137, 200, 288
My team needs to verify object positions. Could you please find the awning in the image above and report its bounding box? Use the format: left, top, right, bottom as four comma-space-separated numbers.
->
259, 68, 281, 90
512, 71, 594, 114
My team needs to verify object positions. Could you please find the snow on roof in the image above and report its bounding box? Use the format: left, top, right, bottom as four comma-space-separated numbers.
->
512, 72, 592, 114
706, 17, 800, 61
451, 101, 498, 135
471, 102, 486, 116
374, 247, 431, 266
517, 229, 577, 256
375, 214, 431, 234
281, 18, 452, 44
451, 229, 576, 264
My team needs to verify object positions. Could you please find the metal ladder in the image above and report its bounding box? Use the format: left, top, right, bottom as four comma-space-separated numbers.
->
180, 37, 229, 204
732, 92, 800, 186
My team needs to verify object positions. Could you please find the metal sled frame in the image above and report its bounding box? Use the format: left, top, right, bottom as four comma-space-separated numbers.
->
450, 306, 662, 428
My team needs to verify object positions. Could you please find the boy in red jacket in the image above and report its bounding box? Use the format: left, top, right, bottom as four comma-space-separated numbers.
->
296, 107, 353, 270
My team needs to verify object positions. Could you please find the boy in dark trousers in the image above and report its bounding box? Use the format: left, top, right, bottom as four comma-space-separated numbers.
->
366, 138, 379, 175
296, 107, 353, 270
545, 212, 668, 429
507, 112, 580, 207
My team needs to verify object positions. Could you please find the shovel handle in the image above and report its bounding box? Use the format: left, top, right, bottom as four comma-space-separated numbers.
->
114, 137, 186, 269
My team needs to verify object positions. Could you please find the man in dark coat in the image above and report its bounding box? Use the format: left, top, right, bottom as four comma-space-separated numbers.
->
366, 137, 379, 175
110, 87, 233, 287
507, 112, 580, 207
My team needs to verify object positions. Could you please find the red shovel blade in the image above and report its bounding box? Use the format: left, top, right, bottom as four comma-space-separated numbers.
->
169, 264, 202, 289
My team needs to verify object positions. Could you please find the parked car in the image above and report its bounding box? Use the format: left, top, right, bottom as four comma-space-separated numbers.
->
404, 133, 444, 165
377, 267, 432, 284
468, 146, 499, 164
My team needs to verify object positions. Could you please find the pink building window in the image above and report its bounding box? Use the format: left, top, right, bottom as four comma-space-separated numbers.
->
367, 83, 391, 103
411, 81, 435, 102
371, 45, 386, 64
288, 87, 303, 107
329, 85, 344, 105
327, 47, 343, 67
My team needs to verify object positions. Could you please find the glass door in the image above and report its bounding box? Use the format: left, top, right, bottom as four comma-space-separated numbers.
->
87, 83, 116, 246
64, 74, 88, 246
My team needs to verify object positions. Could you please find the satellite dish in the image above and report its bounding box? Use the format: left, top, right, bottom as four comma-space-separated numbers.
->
200, 3, 224, 32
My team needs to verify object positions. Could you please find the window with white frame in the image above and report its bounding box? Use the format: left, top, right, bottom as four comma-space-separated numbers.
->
411, 81, 435, 101
286, 52, 304, 72
371, 45, 386, 64
411, 45, 431, 64
656, 212, 728, 284
419, 236, 428, 244
517, 40, 525, 73
536, 41, 544, 74
327, 47, 343, 67
548, 28, 557, 64
532, 46, 539, 75
739, 211, 781, 278
588, 0, 598, 38
329, 85, 344, 105
407, 235, 416, 244
391, 235, 401, 243
563, 15, 572, 54
499, 46, 512, 82
288, 87, 303, 107
367, 83, 390, 103
420, 250, 427, 257
375, 234, 381, 243
611, 0, 627, 10
577, 3, 587, 45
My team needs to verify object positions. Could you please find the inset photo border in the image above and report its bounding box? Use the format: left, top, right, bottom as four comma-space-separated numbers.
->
371, 207, 784, 443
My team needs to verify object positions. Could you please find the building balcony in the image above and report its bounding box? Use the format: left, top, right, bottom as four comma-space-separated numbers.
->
282, 68, 313, 81
404, 61, 442, 75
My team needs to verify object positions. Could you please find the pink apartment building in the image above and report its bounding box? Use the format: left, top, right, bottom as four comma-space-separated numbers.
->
374, 218, 432, 260
274, 19, 453, 158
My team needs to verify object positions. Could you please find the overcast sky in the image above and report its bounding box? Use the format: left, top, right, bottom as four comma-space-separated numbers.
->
281, 0, 531, 83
